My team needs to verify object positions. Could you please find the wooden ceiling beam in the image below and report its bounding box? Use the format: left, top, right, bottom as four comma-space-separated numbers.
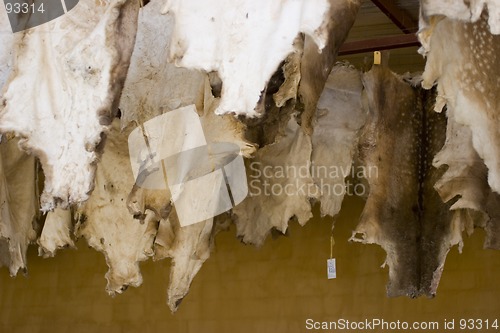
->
371, 0, 418, 34
338, 34, 420, 56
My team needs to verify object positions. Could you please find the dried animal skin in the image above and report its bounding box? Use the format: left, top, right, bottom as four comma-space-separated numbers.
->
120, 0, 254, 310
0, 137, 37, 276
434, 109, 500, 251
38, 208, 75, 258
351, 66, 456, 297
119, 0, 205, 128
233, 119, 315, 246
154, 207, 213, 312
312, 63, 366, 218
75, 120, 157, 294
163, 0, 332, 117
420, 16, 500, 195
0, 0, 139, 210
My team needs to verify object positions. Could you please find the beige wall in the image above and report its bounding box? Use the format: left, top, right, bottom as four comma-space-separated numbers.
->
1, 196, 499, 333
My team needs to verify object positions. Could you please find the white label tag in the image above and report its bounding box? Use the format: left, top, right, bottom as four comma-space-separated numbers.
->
327, 258, 336, 279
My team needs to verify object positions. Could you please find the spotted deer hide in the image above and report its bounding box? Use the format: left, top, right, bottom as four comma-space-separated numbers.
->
351, 66, 459, 297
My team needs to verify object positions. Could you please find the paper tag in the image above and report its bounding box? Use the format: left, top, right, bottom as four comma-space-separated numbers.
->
327, 258, 336, 279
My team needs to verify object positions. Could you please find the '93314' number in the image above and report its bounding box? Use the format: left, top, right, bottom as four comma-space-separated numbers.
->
5, 2, 45, 14
459, 319, 499, 330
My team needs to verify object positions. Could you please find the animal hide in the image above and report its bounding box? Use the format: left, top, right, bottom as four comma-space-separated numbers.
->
143, 88, 251, 311
233, 62, 365, 246
75, 120, 158, 294
419, 16, 500, 195
233, 118, 315, 246
0, 0, 139, 210
38, 208, 75, 258
0, 10, 37, 276
239, 49, 300, 148
420, 0, 500, 34
0, 137, 38, 276
298, 0, 361, 133
433, 111, 488, 234
162, 0, 333, 117
350, 66, 459, 297
119, 0, 205, 128
119, 0, 254, 311
433, 109, 500, 251
121, 0, 254, 220
120, 0, 253, 155
242, 0, 360, 142
154, 208, 214, 312
312, 63, 366, 218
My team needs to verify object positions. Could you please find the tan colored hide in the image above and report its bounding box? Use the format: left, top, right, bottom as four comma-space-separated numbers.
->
154, 208, 214, 312
433, 112, 488, 243
233, 119, 315, 246
75, 120, 157, 294
120, 0, 253, 155
0, 0, 139, 210
433, 109, 500, 251
0, 137, 37, 276
420, 16, 500, 195
433, 118, 488, 214
119, 0, 254, 311
312, 63, 366, 217
239, 48, 301, 148
233, 63, 365, 246
38, 208, 75, 258
0, 10, 38, 276
119, 0, 204, 128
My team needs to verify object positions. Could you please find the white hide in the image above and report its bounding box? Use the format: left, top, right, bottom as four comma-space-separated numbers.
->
163, 0, 331, 117
0, 0, 139, 210
420, 17, 500, 194
312, 63, 366, 217
38, 208, 75, 258
233, 119, 315, 246
75, 120, 157, 294
0, 137, 37, 276
421, 0, 500, 34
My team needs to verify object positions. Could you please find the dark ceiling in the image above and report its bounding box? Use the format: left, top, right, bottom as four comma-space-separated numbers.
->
337, 0, 425, 74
